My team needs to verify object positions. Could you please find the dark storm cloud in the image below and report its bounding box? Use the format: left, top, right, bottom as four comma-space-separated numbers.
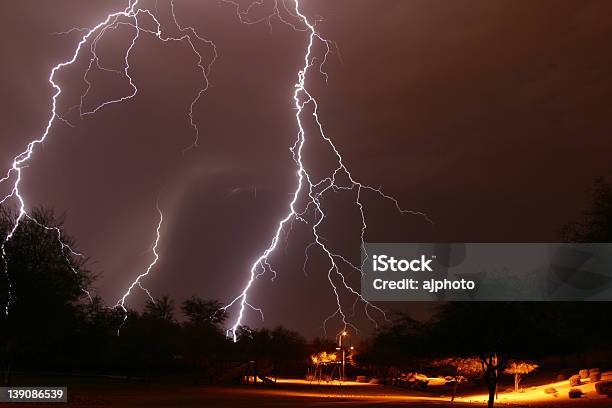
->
1, 1, 611, 337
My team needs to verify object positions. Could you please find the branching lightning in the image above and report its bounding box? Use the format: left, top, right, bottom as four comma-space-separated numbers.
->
1, 0, 429, 339
1, 0, 215, 315
222, 0, 430, 341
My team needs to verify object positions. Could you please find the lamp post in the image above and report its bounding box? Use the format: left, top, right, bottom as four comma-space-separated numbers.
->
338, 331, 348, 382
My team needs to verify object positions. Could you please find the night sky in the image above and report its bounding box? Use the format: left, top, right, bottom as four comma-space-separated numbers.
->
1, 0, 612, 338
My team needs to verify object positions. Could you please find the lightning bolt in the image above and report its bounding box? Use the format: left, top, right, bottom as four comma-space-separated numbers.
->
115, 201, 163, 333
2, 0, 429, 339
222, 0, 430, 341
1, 0, 215, 315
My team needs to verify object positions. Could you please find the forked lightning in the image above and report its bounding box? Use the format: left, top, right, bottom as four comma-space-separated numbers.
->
1, 0, 428, 339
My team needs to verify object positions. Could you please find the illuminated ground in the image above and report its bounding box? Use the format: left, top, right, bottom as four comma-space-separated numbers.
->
8, 376, 611, 407
461, 376, 611, 406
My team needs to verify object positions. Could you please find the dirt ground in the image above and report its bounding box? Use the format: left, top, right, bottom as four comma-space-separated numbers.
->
2, 378, 611, 408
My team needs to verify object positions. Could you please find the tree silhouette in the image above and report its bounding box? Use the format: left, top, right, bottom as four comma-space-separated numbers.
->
144, 296, 175, 321
182, 297, 226, 325
562, 177, 612, 242
355, 314, 426, 385
0, 206, 93, 385
180, 297, 229, 383
237, 326, 307, 379
429, 303, 542, 408
0, 206, 329, 383
433, 356, 483, 401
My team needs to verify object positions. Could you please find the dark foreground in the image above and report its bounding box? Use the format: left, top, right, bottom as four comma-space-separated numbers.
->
1, 381, 462, 408
1, 378, 610, 407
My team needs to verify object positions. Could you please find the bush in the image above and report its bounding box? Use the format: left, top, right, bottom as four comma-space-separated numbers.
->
568, 388, 583, 399
569, 375, 581, 386
595, 380, 612, 396
544, 387, 557, 395
579, 369, 589, 379
590, 371, 601, 382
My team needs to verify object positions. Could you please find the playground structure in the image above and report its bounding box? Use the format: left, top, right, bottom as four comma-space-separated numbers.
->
308, 351, 344, 384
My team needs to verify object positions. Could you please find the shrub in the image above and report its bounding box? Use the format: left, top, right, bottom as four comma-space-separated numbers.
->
595, 380, 612, 396
568, 388, 583, 399
590, 371, 601, 382
544, 387, 557, 395
569, 375, 581, 387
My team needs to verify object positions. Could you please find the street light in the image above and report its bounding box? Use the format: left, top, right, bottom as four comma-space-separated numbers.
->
338, 330, 349, 382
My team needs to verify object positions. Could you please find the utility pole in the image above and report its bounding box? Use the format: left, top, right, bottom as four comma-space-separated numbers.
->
338, 331, 348, 382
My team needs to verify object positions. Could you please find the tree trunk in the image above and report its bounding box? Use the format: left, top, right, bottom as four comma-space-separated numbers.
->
487, 381, 496, 408
451, 379, 458, 402
514, 374, 520, 392
484, 367, 498, 408
480, 352, 507, 408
